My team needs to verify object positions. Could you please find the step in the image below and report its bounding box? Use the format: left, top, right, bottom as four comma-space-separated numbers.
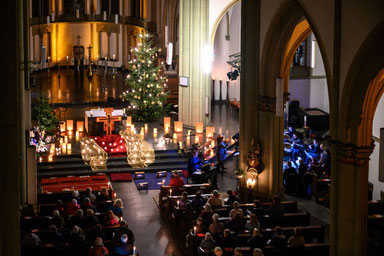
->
37, 163, 189, 178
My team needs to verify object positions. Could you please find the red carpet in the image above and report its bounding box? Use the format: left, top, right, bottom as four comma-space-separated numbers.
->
91, 135, 127, 157
109, 172, 133, 182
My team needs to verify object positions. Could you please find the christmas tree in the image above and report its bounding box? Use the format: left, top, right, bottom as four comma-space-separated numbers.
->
32, 93, 58, 132
122, 32, 169, 122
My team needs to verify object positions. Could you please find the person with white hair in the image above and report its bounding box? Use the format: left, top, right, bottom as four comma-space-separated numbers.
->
87, 237, 109, 256
253, 248, 264, 256
114, 234, 133, 255
68, 226, 85, 256
199, 232, 216, 251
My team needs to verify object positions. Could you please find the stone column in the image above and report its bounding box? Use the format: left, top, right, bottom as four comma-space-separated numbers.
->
330, 141, 374, 256
239, 0, 284, 199
178, 0, 210, 126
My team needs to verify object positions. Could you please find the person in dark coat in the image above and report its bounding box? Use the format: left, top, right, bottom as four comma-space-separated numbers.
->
191, 191, 205, 211
188, 150, 203, 176
68, 226, 86, 256
83, 209, 100, 228
219, 229, 239, 249
247, 228, 265, 249
47, 225, 64, 245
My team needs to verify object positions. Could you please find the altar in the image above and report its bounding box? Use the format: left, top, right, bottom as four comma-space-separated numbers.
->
84, 108, 127, 136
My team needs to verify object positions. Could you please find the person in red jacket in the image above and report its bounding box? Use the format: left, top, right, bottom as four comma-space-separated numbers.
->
87, 237, 109, 256
67, 199, 81, 216
169, 171, 185, 187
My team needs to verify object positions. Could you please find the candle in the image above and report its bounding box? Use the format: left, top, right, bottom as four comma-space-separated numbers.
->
164, 117, 171, 129
144, 124, 148, 134
188, 130, 191, 135
153, 128, 157, 134
68, 130, 73, 136
76, 121, 84, 132
60, 138, 63, 144
195, 136, 199, 144
67, 120, 73, 131
177, 200, 180, 208
194, 226, 197, 235
50, 144, 55, 154
206, 127, 214, 138
211, 140, 215, 148
210, 149, 214, 158
130, 125, 135, 134
165, 126, 169, 134
133, 246, 136, 255
48, 155, 53, 162
67, 143, 72, 151
173, 133, 177, 140
115, 14, 118, 24
174, 121, 183, 133
112, 54, 116, 60
195, 122, 203, 134
64, 136, 68, 143
170, 189, 172, 196
162, 179, 165, 185
39, 156, 43, 163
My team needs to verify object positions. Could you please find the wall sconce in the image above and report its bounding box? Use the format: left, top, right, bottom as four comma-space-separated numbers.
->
246, 178, 256, 189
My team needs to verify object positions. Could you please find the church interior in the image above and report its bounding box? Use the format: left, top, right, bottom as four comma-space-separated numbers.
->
3, 0, 384, 255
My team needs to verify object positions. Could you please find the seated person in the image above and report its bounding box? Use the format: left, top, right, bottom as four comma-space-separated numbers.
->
47, 225, 63, 245
268, 195, 285, 218
267, 226, 286, 249
225, 189, 237, 206
115, 221, 135, 245
207, 190, 223, 207
219, 229, 238, 249
82, 197, 97, 213
179, 191, 190, 209
319, 144, 331, 176
53, 199, 65, 217
245, 214, 260, 231
284, 126, 296, 140
169, 171, 185, 187
68, 226, 86, 256
21, 229, 41, 249
194, 217, 206, 234
199, 232, 216, 251
97, 187, 110, 201
87, 237, 109, 256
87, 224, 106, 242
188, 150, 203, 177
103, 210, 119, 226
248, 200, 265, 218
200, 203, 214, 223
182, 202, 197, 232
83, 209, 100, 228
234, 247, 243, 256
83, 187, 96, 203
290, 133, 303, 160
307, 139, 320, 159
229, 201, 244, 219
226, 213, 244, 233
70, 209, 85, 227
114, 234, 133, 256
191, 191, 205, 211
287, 228, 305, 247
67, 199, 81, 216
247, 228, 265, 249
253, 248, 264, 256
214, 247, 223, 256
108, 198, 124, 214
209, 214, 225, 237
49, 210, 65, 229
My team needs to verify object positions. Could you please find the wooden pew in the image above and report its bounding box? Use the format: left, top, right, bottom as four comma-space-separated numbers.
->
37, 188, 115, 204
38, 199, 115, 216
159, 184, 211, 206
368, 200, 384, 215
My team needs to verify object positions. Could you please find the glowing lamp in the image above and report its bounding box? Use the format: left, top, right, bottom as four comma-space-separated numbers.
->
50, 144, 55, 154
206, 127, 214, 138
195, 136, 199, 144
130, 125, 135, 134
144, 124, 148, 134
179, 141, 183, 149
66, 120, 73, 131
153, 128, 158, 134
211, 140, 215, 148
76, 131, 80, 138
210, 149, 214, 158
64, 136, 68, 143
165, 126, 169, 134
39, 156, 42, 162
60, 122, 66, 132
60, 138, 63, 144
140, 127, 144, 136
164, 117, 171, 129
48, 155, 53, 162
68, 130, 73, 136
246, 178, 256, 188
126, 116, 132, 127
61, 143, 67, 154
173, 133, 177, 140
195, 122, 203, 134
67, 143, 72, 150
76, 121, 84, 132
174, 121, 183, 133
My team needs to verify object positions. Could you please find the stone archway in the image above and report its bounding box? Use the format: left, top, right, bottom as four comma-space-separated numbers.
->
240, 0, 331, 199
334, 21, 384, 256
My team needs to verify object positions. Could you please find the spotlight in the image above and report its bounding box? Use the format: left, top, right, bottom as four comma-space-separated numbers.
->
227, 69, 239, 81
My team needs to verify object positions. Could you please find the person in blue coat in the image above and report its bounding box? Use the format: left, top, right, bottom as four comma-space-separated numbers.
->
216, 136, 228, 173
188, 150, 203, 176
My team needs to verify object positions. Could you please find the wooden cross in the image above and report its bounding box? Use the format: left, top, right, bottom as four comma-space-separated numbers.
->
96, 108, 122, 136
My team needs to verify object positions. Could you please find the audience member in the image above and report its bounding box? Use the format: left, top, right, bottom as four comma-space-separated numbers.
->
67, 199, 81, 216
226, 212, 244, 233
234, 247, 243, 256
199, 232, 216, 251
268, 195, 285, 218
114, 234, 133, 255
83, 187, 97, 202
115, 220, 135, 245
21, 229, 41, 249
225, 189, 237, 206
47, 225, 64, 244
194, 217, 206, 234
108, 198, 124, 214
245, 213, 260, 231
71, 209, 85, 227
229, 201, 244, 219
191, 191, 205, 211
253, 248, 264, 256
72, 190, 80, 202
247, 228, 264, 249
188, 150, 203, 177
179, 191, 190, 209
97, 187, 110, 201
103, 210, 119, 226
287, 228, 305, 247
200, 203, 214, 223
209, 213, 225, 237
53, 199, 65, 216
267, 226, 286, 249
87, 237, 109, 256
84, 209, 100, 227
214, 247, 223, 256
182, 202, 197, 230
207, 190, 223, 207
170, 171, 185, 187
219, 229, 238, 249
68, 226, 86, 256
49, 210, 65, 229
248, 200, 264, 218
83, 197, 98, 213
88, 224, 106, 242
